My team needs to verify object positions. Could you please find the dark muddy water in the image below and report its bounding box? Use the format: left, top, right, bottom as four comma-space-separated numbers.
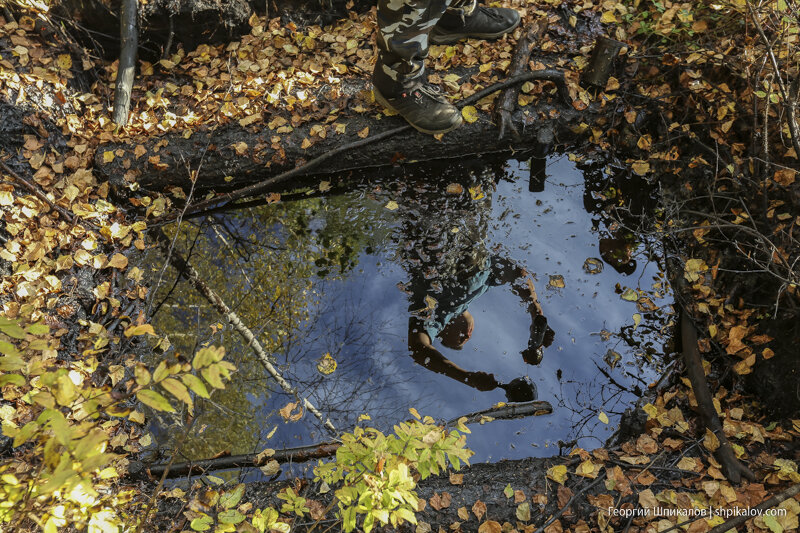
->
146, 152, 673, 479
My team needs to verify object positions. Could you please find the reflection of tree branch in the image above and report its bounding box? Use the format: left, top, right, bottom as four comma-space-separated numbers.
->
153, 228, 338, 436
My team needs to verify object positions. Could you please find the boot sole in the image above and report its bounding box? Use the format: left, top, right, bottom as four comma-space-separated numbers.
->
373, 89, 463, 135
430, 18, 521, 45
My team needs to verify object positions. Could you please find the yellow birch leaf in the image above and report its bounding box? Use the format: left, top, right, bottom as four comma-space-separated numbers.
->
546, 464, 568, 484
461, 106, 479, 123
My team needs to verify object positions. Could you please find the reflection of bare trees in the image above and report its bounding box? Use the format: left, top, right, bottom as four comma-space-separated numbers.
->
270, 278, 433, 434
147, 193, 433, 469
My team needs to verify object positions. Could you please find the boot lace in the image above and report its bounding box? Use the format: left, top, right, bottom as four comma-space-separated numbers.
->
413, 84, 448, 104
475, 6, 506, 22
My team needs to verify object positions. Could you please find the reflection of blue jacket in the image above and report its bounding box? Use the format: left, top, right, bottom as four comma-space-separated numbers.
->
410, 256, 504, 341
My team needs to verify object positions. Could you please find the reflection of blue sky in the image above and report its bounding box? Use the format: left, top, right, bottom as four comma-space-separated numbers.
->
164, 155, 670, 482
245, 154, 669, 477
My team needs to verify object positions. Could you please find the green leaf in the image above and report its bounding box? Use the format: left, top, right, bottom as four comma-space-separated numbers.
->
152, 360, 169, 382
219, 484, 245, 509
54, 374, 78, 406
503, 483, 513, 498
620, 288, 638, 301
181, 373, 210, 399
73, 428, 108, 460
0, 341, 21, 357
13, 420, 40, 447
160, 378, 191, 407
0, 355, 25, 372
0, 319, 25, 339
136, 389, 176, 412
217, 509, 245, 525
26, 322, 49, 335
45, 409, 73, 446
193, 346, 225, 369
0, 374, 25, 387
763, 514, 783, 533
201, 364, 226, 389
190, 514, 213, 532
134, 364, 151, 386
516, 502, 531, 522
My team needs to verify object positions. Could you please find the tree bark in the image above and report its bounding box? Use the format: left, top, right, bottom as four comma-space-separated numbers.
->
99, 70, 583, 201
112, 0, 138, 126
680, 309, 755, 483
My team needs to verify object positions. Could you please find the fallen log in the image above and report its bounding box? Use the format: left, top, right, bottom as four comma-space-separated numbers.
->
137, 400, 553, 479
97, 71, 587, 197
137, 441, 342, 480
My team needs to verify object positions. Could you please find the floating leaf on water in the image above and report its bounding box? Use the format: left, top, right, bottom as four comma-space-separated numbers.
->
468, 185, 485, 200
446, 183, 463, 194
620, 288, 638, 301
318, 181, 331, 192
259, 460, 281, 476
583, 257, 603, 274
604, 349, 621, 370
124, 324, 155, 337
632, 313, 642, 329
423, 294, 438, 312
279, 401, 303, 421
631, 160, 650, 175
598, 412, 609, 424
548, 275, 565, 288
316, 353, 337, 375
503, 483, 513, 498
384, 200, 399, 210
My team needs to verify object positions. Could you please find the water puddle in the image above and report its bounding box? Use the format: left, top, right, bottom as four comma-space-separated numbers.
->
145, 152, 674, 476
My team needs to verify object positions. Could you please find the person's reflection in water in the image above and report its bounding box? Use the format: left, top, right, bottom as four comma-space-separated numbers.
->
396, 163, 554, 402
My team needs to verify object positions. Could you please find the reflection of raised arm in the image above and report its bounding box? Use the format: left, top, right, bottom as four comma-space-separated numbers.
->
490, 257, 554, 365
408, 320, 498, 391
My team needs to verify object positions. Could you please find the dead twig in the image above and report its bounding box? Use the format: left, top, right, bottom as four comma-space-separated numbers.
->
495, 22, 547, 139
0, 159, 76, 224
707, 482, 800, 533
445, 399, 552, 426
746, 0, 800, 158
533, 472, 607, 533
140, 441, 341, 479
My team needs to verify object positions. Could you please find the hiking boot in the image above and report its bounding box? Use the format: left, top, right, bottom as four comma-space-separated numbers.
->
430, 5, 521, 45
373, 83, 463, 135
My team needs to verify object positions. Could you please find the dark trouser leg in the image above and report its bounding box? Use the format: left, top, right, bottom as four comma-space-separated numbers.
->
374, 0, 451, 92
373, 0, 482, 91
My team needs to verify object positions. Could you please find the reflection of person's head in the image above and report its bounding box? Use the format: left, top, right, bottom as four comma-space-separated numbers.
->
438, 311, 474, 350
